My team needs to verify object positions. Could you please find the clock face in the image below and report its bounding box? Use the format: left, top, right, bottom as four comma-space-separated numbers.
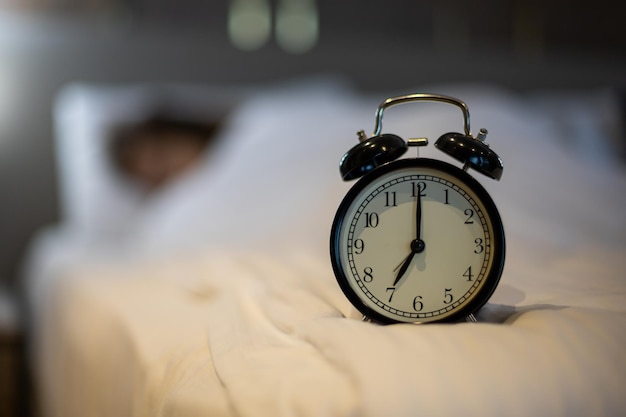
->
330, 158, 505, 324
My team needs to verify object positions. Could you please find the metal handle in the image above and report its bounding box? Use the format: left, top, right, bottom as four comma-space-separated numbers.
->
372, 93, 472, 137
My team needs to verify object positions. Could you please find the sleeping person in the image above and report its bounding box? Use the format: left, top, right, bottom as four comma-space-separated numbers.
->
108, 114, 222, 193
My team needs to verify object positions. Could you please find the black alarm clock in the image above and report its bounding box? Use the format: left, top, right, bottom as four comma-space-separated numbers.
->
330, 93, 505, 324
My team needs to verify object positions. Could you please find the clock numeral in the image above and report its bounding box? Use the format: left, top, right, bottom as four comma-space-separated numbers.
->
443, 288, 454, 304
412, 295, 424, 311
411, 181, 427, 198
386, 287, 396, 302
463, 266, 474, 281
384, 191, 397, 207
353, 238, 365, 254
363, 267, 374, 283
364, 212, 379, 228
444, 189, 450, 205
474, 238, 484, 254
464, 208, 474, 224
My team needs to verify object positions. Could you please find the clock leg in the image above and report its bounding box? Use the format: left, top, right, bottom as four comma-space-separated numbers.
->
466, 313, 478, 323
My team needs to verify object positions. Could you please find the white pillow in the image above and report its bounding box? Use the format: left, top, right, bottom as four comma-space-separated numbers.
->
53, 82, 248, 240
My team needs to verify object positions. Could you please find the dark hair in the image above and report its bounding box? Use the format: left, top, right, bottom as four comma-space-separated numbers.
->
109, 114, 222, 174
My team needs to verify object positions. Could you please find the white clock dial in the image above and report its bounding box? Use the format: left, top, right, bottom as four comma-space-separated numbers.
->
331, 158, 504, 323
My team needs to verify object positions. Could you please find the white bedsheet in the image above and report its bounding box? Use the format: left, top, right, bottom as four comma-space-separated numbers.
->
36, 242, 626, 417
24, 80, 626, 417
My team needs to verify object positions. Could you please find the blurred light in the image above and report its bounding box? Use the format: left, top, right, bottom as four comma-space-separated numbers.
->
432, 1, 469, 57
0, 68, 10, 136
228, 0, 271, 51
275, 0, 318, 54
0, 36, 19, 142
513, 2, 544, 62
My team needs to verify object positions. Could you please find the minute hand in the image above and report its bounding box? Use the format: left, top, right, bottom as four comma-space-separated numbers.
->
415, 186, 422, 240
392, 191, 425, 286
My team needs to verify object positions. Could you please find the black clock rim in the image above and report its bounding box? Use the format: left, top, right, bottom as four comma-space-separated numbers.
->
329, 158, 506, 324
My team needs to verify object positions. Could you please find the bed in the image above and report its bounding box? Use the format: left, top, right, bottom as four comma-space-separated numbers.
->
22, 78, 626, 417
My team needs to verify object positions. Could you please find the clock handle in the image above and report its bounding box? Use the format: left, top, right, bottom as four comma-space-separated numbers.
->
340, 92, 503, 181
371, 93, 503, 180
372, 93, 472, 137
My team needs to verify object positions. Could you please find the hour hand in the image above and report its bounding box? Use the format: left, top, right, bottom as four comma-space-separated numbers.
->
393, 251, 415, 286
392, 239, 425, 286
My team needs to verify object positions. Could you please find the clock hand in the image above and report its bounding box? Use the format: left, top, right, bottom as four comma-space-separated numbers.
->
415, 185, 422, 241
393, 251, 415, 286
393, 193, 426, 286
392, 239, 425, 286
393, 252, 413, 273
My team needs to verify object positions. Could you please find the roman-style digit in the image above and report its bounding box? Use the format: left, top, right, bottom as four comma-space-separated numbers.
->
364, 212, 379, 228
412, 181, 427, 197
463, 266, 474, 281
353, 238, 365, 254
363, 267, 374, 282
474, 238, 484, 254
413, 295, 423, 311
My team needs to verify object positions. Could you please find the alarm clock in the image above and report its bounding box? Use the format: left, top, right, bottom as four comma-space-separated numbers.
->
330, 93, 505, 324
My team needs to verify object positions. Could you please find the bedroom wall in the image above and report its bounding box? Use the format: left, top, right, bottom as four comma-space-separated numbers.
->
0, 0, 624, 288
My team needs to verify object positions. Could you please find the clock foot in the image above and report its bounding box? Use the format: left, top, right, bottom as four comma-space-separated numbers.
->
466, 313, 478, 323
362, 315, 373, 323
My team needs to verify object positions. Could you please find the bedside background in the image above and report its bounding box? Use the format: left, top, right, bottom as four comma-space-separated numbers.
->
0, 0, 624, 291
0, 1, 624, 416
